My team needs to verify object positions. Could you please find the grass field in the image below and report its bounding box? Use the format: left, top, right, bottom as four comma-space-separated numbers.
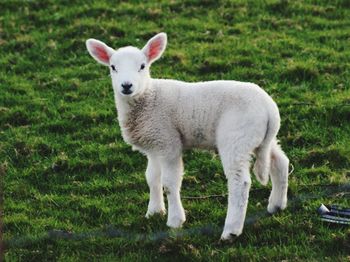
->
1, 0, 350, 260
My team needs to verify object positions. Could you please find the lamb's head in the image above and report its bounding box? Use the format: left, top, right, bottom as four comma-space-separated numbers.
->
86, 33, 167, 97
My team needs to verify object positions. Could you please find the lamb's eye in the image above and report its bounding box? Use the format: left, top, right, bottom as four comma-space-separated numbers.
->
111, 65, 117, 72
140, 63, 145, 71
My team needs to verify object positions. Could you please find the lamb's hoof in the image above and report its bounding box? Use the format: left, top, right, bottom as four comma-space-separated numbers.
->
145, 208, 166, 218
267, 201, 287, 214
267, 198, 287, 215
166, 216, 185, 228
220, 232, 240, 243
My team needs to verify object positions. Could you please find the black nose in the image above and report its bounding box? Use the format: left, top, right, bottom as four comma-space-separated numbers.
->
122, 82, 133, 90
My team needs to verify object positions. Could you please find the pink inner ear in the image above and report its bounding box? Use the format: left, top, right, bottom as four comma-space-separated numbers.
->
148, 38, 163, 61
92, 43, 110, 64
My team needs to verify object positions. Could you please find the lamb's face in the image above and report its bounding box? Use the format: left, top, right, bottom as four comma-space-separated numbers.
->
86, 33, 167, 98
109, 47, 149, 97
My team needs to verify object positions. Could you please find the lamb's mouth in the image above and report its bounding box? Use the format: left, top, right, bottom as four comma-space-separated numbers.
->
121, 90, 133, 95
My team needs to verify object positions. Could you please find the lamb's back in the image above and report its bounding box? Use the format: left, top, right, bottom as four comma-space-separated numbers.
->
152, 79, 274, 149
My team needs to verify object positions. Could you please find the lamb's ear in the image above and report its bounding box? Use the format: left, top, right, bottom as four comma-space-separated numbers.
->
86, 39, 114, 66
142, 32, 167, 64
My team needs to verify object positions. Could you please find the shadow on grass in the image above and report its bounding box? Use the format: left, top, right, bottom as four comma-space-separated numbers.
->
5, 183, 350, 250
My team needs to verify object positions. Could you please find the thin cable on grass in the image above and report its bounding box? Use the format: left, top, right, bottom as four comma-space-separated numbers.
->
182, 194, 227, 200
280, 102, 350, 108
289, 163, 295, 175
183, 163, 295, 200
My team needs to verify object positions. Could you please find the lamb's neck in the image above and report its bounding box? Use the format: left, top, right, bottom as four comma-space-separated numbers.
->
115, 85, 155, 126
115, 96, 129, 124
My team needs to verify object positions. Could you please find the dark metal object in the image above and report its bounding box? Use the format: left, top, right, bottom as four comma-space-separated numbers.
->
318, 204, 350, 225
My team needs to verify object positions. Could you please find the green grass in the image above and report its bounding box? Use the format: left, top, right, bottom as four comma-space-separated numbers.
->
1, 0, 350, 260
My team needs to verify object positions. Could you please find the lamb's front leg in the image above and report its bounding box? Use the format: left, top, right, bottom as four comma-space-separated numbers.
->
161, 155, 186, 228
145, 155, 165, 218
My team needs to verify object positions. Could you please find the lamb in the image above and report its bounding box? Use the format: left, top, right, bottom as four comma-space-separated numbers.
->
85, 32, 289, 241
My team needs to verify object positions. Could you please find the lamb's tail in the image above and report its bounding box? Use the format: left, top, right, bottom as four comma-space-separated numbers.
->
253, 142, 272, 185
253, 113, 280, 185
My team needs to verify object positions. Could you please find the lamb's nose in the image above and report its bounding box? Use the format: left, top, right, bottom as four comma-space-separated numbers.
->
121, 82, 132, 90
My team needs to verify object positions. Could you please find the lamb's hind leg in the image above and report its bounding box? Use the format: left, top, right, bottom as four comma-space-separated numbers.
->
220, 153, 252, 240
217, 132, 253, 240
161, 155, 186, 228
216, 114, 262, 240
145, 155, 165, 218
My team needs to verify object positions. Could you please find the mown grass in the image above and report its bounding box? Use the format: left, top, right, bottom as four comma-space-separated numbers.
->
1, 0, 350, 261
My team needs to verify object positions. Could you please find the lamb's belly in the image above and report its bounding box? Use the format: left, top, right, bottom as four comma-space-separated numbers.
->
178, 107, 219, 149
182, 126, 216, 149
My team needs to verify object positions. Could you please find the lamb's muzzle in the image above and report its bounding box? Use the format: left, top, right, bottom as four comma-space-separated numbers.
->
121, 82, 133, 95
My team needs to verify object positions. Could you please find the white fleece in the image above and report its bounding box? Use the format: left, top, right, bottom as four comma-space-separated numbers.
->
86, 33, 289, 240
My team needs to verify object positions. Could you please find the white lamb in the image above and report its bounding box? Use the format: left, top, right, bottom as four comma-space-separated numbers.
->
86, 33, 289, 240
